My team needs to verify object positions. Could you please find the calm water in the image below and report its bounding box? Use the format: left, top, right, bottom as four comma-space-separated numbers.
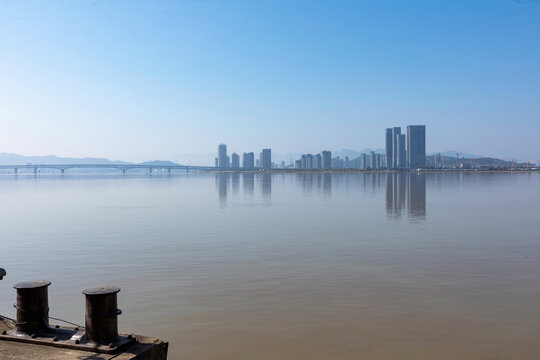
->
1, 172, 539, 360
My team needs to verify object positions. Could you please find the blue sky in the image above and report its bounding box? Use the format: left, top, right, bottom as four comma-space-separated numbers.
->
1, 0, 539, 163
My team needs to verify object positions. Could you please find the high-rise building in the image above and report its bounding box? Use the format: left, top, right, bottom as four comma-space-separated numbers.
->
260, 149, 271, 170
322, 150, 332, 169
392, 127, 401, 168
386, 128, 393, 169
369, 151, 376, 169
434, 153, 441, 169
305, 154, 313, 169
218, 144, 229, 169
315, 154, 322, 169
332, 157, 344, 169
231, 153, 240, 169
375, 153, 381, 169
360, 153, 367, 169
397, 134, 406, 168
407, 125, 426, 169
243, 152, 255, 169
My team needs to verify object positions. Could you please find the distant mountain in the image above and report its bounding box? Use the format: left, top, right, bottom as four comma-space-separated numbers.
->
0, 153, 129, 165
426, 155, 527, 168
139, 160, 179, 166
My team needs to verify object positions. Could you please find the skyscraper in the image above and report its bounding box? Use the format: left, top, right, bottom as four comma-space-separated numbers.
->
369, 151, 376, 169
392, 127, 401, 168
315, 154, 322, 169
260, 149, 271, 170
305, 154, 313, 169
407, 125, 426, 169
397, 134, 406, 168
242, 152, 254, 169
322, 150, 332, 169
360, 153, 367, 169
385, 128, 393, 169
231, 153, 240, 169
218, 144, 228, 169
434, 153, 441, 169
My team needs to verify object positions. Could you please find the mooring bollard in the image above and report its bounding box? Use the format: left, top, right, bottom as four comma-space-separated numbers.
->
13, 280, 51, 334
82, 286, 122, 344
0, 268, 5, 280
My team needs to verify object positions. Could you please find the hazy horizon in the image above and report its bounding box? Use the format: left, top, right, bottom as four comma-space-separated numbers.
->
1, 1, 539, 162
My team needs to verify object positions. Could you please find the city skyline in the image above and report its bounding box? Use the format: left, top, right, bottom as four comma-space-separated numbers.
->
1, 1, 540, 162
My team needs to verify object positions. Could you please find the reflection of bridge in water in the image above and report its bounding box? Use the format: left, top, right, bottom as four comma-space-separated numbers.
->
0, 164, 215, 174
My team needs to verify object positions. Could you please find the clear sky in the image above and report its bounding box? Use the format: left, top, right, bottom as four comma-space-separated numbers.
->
1, 0, 539, 163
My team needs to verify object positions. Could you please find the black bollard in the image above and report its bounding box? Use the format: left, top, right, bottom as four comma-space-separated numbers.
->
82, 286, 122, 344
13, 280, 51, 334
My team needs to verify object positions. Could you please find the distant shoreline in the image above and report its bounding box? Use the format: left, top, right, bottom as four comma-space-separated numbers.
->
210, 168, 540, 174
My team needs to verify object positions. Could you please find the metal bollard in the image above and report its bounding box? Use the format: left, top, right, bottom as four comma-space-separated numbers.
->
0, 268, 5, 280
13, 280, 51, 334
82, 286, 122, 344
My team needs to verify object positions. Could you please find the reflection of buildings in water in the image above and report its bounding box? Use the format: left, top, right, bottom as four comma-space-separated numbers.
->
295, 172, 332, 196
386, 173, 426, 220
295, 173, 312, 193
260, 173, 272, 201
322, 173, 332, 196
303, 173, 314, 193
215, 173, 229, 206
242, 173, 255, 196
434, 172, 443, 192
231, 173, 240, 195
360, 172, 383, 194
362, 173, 369, 193
386, 173, 406, 218
386, 174, 394, 215
407, 173, 426, 218
315, 173, 322, 192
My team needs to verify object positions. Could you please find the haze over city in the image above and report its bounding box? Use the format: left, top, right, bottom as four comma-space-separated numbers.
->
1, 0, 540, 163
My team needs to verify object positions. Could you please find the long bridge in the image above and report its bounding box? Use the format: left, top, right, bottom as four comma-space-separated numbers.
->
0, 164, 216, 174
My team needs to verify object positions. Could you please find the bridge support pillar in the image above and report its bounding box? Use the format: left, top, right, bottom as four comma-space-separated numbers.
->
168, 168, 171, 174
148, 168, 152, 175
60, 169, 65, 174
122, 169, 126, 174
14, 168, 18, 174
34, 167, 37, 174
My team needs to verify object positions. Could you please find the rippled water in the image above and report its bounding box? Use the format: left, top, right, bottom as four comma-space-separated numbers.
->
1, 172, 539, 360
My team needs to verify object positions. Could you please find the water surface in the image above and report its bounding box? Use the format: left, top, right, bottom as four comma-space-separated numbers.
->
1, 172, 539, 360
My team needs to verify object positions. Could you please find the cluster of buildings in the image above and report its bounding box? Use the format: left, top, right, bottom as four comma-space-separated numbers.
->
385, 125, 426, 169
215, 125, 425, 171
293, 151, 332, 169
216, 144, 272, 170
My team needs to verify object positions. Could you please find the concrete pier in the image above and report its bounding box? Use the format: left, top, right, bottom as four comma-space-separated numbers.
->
0, 321, 168, 360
